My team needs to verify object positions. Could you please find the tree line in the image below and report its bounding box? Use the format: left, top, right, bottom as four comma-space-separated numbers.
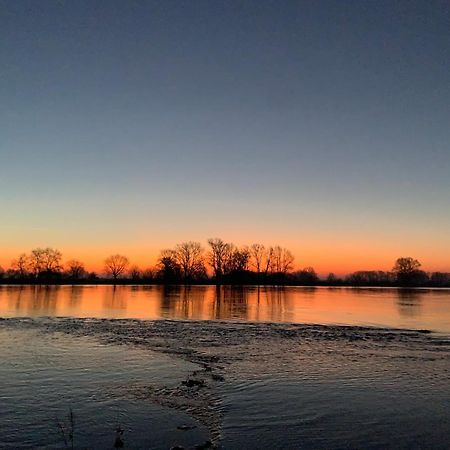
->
0, 241, 449, 287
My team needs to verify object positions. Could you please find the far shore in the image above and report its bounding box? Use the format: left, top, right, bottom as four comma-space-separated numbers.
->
1, 281, 450, 289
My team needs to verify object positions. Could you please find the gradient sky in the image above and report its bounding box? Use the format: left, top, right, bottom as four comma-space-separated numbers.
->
1, 0, 449, 274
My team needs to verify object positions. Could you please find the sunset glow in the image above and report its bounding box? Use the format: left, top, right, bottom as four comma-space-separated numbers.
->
2, 2, 449, 276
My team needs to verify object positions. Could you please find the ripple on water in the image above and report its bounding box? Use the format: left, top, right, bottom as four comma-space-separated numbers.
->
0, 317, 449, 449
0, 327, 211, 449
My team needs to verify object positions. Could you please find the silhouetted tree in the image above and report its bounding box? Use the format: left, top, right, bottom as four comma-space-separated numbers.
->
29, 247, 62, 279
228, 246, 250, 272
263, 246, 274, 276
346, 270, 394, 286
393, 257, 421, 274
430, 272, 450, 287
158, 249, 181, 282
294, 267, 319, 285
104, 254, 129, 281
207, 238, 233, 283
327, 273, 337, 284
174, 241, 206, 281
128, 265, 141, 281
11, 253, 29, 279
219, 246, 254, 283
250, 243, 265, 274
141, 267, 157, 281
65, 260, 86, 280
270, 246, 294, 275
86, 271, 99, 280
393, 257, 425, 286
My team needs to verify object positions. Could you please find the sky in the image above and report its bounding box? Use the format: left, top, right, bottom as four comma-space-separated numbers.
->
1, 0, 449, 274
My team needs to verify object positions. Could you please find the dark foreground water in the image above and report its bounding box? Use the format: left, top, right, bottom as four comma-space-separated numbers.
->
0, 286, 449, 449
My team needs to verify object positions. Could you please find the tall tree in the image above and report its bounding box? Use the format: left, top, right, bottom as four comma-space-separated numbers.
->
229, 246, 251, 272
393, 257, 423, 286
263, 246, 274, 276
250, 244, 266, 274
104, 254, 129, 280
11, 253, 29, 278
393, 257, 421, 274
207, 238, 233, 281
175, 241, 206, 281
270, 246, 294, 274
29, 247, 62, 277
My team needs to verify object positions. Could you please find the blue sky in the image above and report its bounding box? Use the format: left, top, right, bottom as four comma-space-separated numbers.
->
1, 0, 449, 272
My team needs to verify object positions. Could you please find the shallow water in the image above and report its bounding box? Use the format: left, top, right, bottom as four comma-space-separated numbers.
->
1, 286, 449, 449
1, 285, 450, 333
0, 327, 209, 449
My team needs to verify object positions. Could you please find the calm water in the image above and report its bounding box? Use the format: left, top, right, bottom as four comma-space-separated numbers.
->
1, 285, 450, 333
1, 286, 449, 449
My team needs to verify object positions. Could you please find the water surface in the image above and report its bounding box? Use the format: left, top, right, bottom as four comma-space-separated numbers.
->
1, 285, 450, 333
1, 286, 450, 449
0, 326, 208, 449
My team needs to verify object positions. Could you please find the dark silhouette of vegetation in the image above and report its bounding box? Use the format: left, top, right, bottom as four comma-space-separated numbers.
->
104, 254, 129, 281
0, 244, 449, 287
392, 257, 428, 286
345, 270, 394, 286
293, 267, 319, 285
65, 260, 86, 281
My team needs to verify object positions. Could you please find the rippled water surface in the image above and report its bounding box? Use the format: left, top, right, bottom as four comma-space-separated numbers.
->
0, 286, 449, 449
0, 327, 208, 449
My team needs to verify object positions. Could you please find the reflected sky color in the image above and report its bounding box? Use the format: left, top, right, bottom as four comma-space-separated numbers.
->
1, 1, 449, 273
1, 285, 450, 333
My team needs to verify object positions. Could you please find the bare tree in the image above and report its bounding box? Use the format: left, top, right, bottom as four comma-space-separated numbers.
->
265, 245, 294, 275
280, 248, 294, 274
250, 244, 265, 274
43, 248, 62, 272
263, 246, 274, 275
141, 266, 157, 280
104, 254, 129, 280
11, 253, 29, 278
65, 260, 86, 280
228, 246, 250, 272
29, 247, 62, 277
28, 248, 45, 276
128, 265, 141, 281
174, 241, 206, 280
207, 238, 233, 281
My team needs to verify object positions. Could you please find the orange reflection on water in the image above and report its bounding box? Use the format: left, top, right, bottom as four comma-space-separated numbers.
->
1, 285, 450, 333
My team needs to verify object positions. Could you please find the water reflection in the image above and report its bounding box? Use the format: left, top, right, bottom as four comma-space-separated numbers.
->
396, 289, 423, 317
68, 285, 83, 307
103, 286, 127, 311
0, 285, 449, 333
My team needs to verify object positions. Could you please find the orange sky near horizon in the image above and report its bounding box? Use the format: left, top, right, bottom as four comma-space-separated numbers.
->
2, 1, 450, 280
1, 235, 449, 276
2, 197, 449, 276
